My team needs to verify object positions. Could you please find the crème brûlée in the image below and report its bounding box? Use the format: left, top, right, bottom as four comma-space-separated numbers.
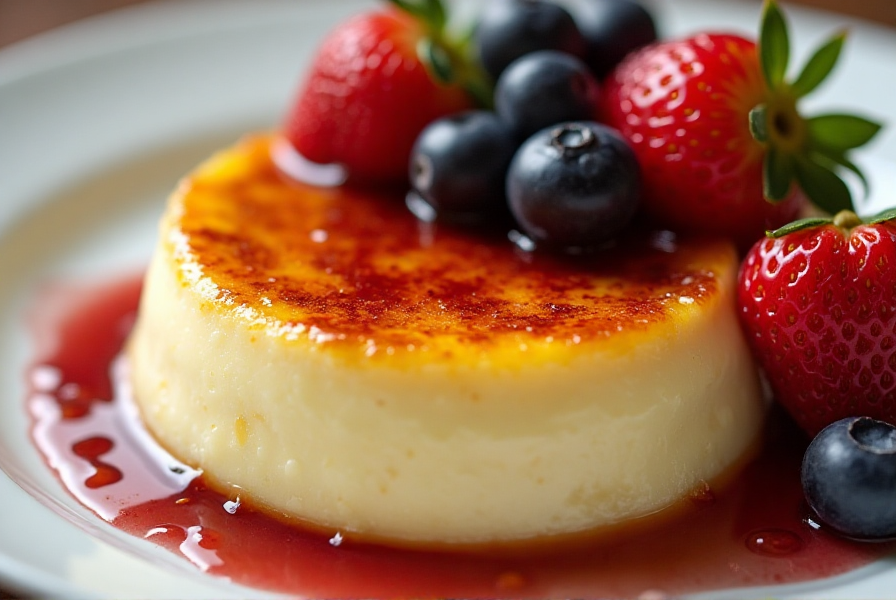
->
128, 134, 765, 547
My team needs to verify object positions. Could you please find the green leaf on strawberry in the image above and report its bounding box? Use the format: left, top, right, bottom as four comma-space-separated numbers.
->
768, 207, 896, 237
793, 153, 852, 214
790, 32, 843, 97
809, 114, 882, 153
752, 0, 883, 214
869, 207, 896, 224
391, 0, 447, 31
764, 215, 830, 237
759, 0, 789, 88
389, 0, 492, 107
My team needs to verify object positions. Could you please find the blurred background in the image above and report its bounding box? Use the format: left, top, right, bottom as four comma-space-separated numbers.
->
0, 0, 893, 48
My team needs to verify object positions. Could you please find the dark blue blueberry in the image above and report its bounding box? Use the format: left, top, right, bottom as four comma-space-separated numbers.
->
801, 416, 896, 540
506, 121, 640, 248
569, 0, 658, 78
495, 50, 600, 141
409, 110, 517, 220
474, 0, 587, 82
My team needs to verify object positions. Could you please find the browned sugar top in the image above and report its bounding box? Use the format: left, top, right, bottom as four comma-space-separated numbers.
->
168, 135, 735, 362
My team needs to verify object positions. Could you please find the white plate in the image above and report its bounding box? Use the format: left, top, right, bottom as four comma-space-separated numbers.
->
0, 1, 894, 598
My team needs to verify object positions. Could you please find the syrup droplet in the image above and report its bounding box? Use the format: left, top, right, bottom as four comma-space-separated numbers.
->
56, 382, 94, 419
745, 528, 805, 556
72, 435, 123, 488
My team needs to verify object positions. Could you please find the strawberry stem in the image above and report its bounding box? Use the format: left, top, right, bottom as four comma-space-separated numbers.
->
752, 0, 883, 215
832, 210, 862, 230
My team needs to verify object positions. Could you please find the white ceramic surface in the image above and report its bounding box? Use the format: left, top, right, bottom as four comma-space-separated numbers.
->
0, 1, 894, 598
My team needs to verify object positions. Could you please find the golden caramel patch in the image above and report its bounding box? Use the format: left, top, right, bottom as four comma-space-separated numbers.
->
164, 135, 736, 366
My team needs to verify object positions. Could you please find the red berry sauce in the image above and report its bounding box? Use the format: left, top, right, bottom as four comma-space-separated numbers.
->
24, 274, 895, 598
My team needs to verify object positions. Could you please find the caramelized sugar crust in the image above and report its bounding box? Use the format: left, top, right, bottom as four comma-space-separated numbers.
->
167, 135, 736, 364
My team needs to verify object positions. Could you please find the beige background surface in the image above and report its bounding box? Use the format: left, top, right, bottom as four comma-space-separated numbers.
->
0, 0, 893, 598
0, 0, 894, 48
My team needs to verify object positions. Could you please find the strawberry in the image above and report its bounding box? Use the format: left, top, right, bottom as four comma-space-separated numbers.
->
601, 0, 881, 249
738, 209, 896, 437
283, 0, 484, 185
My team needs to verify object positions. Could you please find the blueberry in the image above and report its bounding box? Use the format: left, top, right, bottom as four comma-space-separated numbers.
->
569, 0, 658, 78
495, 50, 601, 141
409, 110, 517, 219
506, 122, 640, 248
801, 416, 896, 540
474, 0, 587, 82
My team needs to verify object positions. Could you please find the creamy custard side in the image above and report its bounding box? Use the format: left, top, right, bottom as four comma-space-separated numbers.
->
127, 135, 765, 545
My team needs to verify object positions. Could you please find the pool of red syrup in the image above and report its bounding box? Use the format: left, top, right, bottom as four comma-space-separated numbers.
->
24, 274, 895, 598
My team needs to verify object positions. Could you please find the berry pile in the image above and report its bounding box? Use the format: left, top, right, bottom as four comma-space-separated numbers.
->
284, 0, 879, 253
406, 0, 654, 248
285, 0, 657, 250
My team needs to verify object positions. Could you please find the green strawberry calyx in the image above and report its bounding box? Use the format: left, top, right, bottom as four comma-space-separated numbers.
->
748, 0, 884, 216
388, 0, 492, 107
767, 207, 896, 238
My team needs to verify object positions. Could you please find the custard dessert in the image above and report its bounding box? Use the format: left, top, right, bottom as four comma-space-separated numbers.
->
128, 134, 765, 546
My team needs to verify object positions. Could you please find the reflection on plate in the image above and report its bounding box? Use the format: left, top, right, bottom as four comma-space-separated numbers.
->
0, 0, 894, 598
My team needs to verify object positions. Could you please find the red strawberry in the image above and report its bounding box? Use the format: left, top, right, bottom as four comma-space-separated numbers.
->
738, 209, 896, 437
283, 1, 481, 184
601, 1, 881, 249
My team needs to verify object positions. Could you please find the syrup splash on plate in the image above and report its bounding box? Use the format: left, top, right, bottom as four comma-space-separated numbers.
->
23, 274, 895, 598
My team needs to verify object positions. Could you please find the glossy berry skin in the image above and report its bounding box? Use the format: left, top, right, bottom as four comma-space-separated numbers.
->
738, 219, 896, 437
409, 111, 517, 217
802, 417, 896, 540
495, 50, 601, 141
474, 0, 587, 82
283, 9, 473, 184
506, 122, 640, 248
601, 34, 803, 249
569, 0, 657, 78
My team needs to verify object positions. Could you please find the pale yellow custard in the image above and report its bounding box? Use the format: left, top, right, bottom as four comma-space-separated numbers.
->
128, 135, 765, 546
